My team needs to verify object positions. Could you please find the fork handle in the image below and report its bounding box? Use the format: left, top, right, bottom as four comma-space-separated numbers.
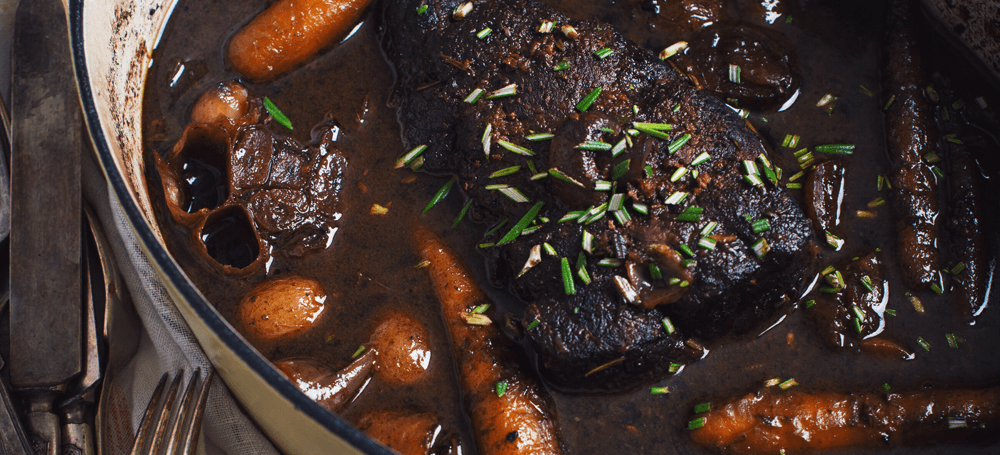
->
22, 404, 59, 455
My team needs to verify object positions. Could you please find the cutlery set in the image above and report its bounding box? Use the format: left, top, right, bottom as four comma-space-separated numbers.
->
1, 1, 209, 455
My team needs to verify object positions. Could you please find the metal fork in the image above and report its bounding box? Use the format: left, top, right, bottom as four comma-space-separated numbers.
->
129, 370, 213, 455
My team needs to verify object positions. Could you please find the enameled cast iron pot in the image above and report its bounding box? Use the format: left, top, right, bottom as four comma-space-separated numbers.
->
69, 0, 1000, 453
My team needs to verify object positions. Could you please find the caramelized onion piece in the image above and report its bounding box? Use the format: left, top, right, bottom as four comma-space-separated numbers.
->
273, 350, 374, 413
414, 228, 562, 455
238, 276, 327, 342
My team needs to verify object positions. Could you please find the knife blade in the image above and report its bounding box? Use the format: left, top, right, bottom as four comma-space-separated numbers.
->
9, 0, 84, 453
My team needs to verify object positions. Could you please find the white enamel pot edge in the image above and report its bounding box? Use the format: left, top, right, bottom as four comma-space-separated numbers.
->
68, 1, 390, 453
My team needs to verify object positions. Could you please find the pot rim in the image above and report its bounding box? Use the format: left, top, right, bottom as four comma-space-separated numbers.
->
68, 2, 390, 453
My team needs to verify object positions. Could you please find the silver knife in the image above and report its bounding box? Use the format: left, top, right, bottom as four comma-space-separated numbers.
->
9, 0, 84, 454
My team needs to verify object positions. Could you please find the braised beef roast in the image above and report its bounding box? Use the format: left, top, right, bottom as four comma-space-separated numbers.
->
381, 0, 815, 391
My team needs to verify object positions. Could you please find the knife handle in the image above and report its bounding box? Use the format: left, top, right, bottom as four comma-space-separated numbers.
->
22, 397, 60, 455
59, 401, 91, 455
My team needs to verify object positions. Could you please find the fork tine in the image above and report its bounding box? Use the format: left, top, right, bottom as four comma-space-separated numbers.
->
145, 372, 185, 455
129, 373, 170, 455
179, 370, 214, 455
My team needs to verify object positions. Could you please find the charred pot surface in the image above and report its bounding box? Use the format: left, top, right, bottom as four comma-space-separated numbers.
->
381, 0, 815, 391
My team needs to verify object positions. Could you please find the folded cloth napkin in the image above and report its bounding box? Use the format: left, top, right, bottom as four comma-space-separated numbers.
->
83, 147, 280, 455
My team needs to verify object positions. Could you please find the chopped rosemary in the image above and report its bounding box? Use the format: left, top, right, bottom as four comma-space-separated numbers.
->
498, 187, 530, 203
856, 210, 877, 219
464, 88, 485, 103
577, 87, 603, 112
752, 238, 770, 258
422, 178, 456, 216
452, 199, 474, 228
486, 83, 518, 99
525, 133, 554, 141
815, 144, 855, 155
930, 283, 943, 295
472, 303, 491, 314
576, 252, 592, 284
497, 201, 545, 245
263, 97, 294, 130
683, 155, 709, 172
751, 218, 771, 234
490, 165, 521, 178
582, 230, 595, 253
497, 140, 535, 156
677, 244, 695, 258
634, 122, 674, 131
698, 237, 717, 250
476, 27, 492, 39
595, 48, 614, 59
677, 206, 703, 222
782, 134, 801, 148
951, 262, 967, 275
649, 263, 663, 280
948, 417, 968, 429
701, 221, 719, 236
553, 60, 571, 71
688, 417, 706, 430
538, 20, 554, 33
608, 193, 626, 212
885, 308, 897, 316
976, 96, 988, 109
597, 258, 621, 267
632, 202, 649, 215
650, 386, 670, 395
659, 41, 688, 60
576, 141, 612, 151
924, 150, 942, 164
452, 2, 473, 19
543, 242, 558, 256
664, 191, 689, 205
917, 336, 931, 351
764, 378, 781, 387
728, 64, 742, 83
352, 345, 366, 358
495, 381, 508, 397
860, 85, 874, 97
417, 4, 428, 14
661, 317, 675, 334
805, 299, 815, 308
946, 333, 961, 348
825, 231, 844, 250
669, 133, 692, 154
694, 402, 711, 414
612, 159, 631, 180
394, 144, 427, 169
594, 180, 613, 191
548, 167, 586, 188
816, 93, 836, 107
883, 95, 896, 111
779, 378, 798, 390
943, 133, 963, 144
561, 257, 576, 295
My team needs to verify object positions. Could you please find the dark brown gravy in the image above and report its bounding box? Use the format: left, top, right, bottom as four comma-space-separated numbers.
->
142, 0, 1000, 453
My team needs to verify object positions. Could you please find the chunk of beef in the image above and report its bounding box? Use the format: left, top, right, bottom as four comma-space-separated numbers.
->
382, 0, 814, 391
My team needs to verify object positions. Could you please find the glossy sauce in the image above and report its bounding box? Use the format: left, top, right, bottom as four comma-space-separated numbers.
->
142, 0, 1000, 453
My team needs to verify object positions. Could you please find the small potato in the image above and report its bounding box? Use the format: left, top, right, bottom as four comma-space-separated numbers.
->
369, 313, 431, 385
355, 411, 451, 455
190, 81, 254, 129
274, 350, 374, 413
227, 0, 375, 81
239, 276, 327, 342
